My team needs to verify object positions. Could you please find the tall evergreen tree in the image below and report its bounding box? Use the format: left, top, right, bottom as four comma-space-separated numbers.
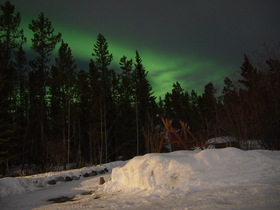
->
237, 55, 261, 141
189, 89, 203, 137
262, 58, 280, 149
0, 1, 25, 61
119, 56, 134, 106
91, 33, 114, 163
87, 59, 101, 164
133, 50, 156, 155
92, 33, 113, 90
0, 0, 26, 117
222, 77, 238, 104
238, 54, 259, 90
199, 82, 219, 140
115, 56, 136, 158
28, 12, 61, 168
14, 45, 28, 121
163, 82, 191, 121
49, 40, 76, 166
220, 77, 245, 140
0, 0, 26, 174
75, 69, 91, 163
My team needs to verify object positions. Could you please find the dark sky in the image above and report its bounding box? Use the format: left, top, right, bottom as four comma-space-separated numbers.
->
13, 0, 280, 97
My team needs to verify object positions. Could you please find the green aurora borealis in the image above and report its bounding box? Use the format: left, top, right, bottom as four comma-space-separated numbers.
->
15, 0, 280, 98
21, 16, 231, 97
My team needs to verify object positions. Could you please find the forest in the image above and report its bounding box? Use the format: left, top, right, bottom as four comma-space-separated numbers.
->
0, 1, 279, 175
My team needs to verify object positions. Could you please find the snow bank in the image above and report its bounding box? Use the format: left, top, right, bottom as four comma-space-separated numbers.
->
106, 148, 280, 192
0, 161, 126, 198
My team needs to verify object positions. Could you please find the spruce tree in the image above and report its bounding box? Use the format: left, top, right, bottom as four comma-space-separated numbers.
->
14, 45, 28, 122
238, 54, 259, 90
133, 51, 156, 123
119, 56, 134, 106
92, 33, 113, 90
28, 12, 61, 168
199, 82, 219, 140
0, 0, 26, 174
133, 50, 156, 155
76, 69, 91, 163
222, 77, 238, 106
163, 82, 191, 120
91, 33, 113, 163
0, 0, 26, 118
49, 40, 76, 165
189, 89, 203, 137
116, 56, 136, 158
220, 77, 242, 140
0, 1, 25, 60
87, 60, 100, 164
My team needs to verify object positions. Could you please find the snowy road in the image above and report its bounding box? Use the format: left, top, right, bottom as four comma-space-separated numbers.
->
0, 174, 110, 209
1, 148, 280, 209
2, 175, 279, 210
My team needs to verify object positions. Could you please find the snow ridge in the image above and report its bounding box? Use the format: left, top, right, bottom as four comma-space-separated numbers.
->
105, 148, 280, 192
0, 161, 126, 198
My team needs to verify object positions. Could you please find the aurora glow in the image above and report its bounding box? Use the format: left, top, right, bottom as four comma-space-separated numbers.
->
13, 0, 280, 97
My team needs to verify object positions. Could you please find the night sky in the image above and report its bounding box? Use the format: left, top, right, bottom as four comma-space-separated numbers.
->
14, 0, 280, 97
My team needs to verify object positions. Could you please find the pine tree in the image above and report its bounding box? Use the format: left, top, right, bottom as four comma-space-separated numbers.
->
262, 58, 280, 149
0, 0, 26, 174
115, 56, 136, 158
28, 12, 61, 168
0, 43, 11, 173
119, 56, 134, 106
189, 89, 203, 137
222, 77, 238, 107
86, 59, 101, 164
238, 54, 259, 90
0, 0, 26, 118
236, 55, 262, 142
163, 82, 191, 121
74, 69, 92, 163
199, 82, 219, 140
49, 40, 76, 166
92, 33, 113, 89
220, 77, 244, 141
0, 1, 25, 61
133, 50, 156, 155
14, 45, 28, 121
91, 33, 113, 163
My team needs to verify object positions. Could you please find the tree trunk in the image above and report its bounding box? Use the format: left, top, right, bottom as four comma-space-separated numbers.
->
62, 110, 66, 170
67, 97, 71, 164
89, 123, 93, 165
104, 101, 108, 163
135, 97, 139, 156
99, 98, 103, 164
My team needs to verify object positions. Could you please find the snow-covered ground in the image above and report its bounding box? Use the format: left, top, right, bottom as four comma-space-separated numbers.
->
1, 147, 280, 209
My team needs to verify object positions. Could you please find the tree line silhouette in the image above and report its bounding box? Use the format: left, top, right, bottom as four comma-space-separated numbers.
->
1, 1, 279, 175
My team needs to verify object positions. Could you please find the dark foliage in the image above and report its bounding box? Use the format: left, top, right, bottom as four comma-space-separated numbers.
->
0, 1, 279, 176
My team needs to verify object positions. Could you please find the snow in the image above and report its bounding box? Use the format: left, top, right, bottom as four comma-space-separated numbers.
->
0, 161, 125, 198
1, 148, 280, 209
106, 148, 280, 193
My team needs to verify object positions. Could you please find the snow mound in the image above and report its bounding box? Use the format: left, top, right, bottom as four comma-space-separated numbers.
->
106, 148, 280, 192
0, 161, 126, 198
